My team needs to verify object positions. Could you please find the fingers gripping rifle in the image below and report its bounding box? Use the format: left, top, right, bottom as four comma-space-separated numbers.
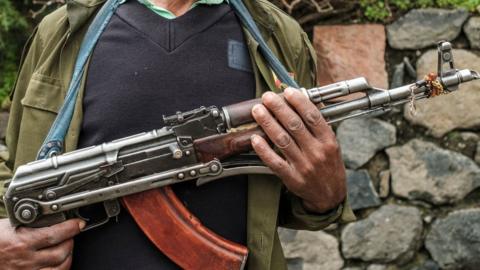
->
3, 42, 479, 269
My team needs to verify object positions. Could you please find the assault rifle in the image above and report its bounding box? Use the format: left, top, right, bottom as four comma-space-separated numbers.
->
3, 42, 479, 269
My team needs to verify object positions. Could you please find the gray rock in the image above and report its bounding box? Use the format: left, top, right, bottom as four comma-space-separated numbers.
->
460, 132, 479, 142
279, 228, 344, 270
422, 260, 440, 270
391, 62, 405, 88
387, 139, 480, 205
387, 9, 468, 49
379, 170, 390, 198
426, 208, 480, 270
347, 170, 381, 211
367, 265, 386, 270
405, 49, 480, 137
476, 142, 480, 164
423, 215, 434, 224
341, 205, 423, 264
287, 258, 304, 270
337, 118, 396, 169
464, 17, 480, 49
403, 57, 417, 78
342, 268, 363, 270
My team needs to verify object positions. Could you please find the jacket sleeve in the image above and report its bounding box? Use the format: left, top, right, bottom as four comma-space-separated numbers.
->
278, 31, 355, 230
0, 28, 41, 218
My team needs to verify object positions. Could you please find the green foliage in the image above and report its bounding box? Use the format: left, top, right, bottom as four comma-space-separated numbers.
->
390, 0, 412, 10
360, 1, 391, 21
360, 0, 480, 21
436, 0, 480, 11
0, 0, 28, 101
416, 0, 436, 8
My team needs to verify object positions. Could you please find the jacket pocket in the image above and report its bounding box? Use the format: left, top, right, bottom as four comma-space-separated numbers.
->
21, 73, 64, 114
16, 73, 65, 164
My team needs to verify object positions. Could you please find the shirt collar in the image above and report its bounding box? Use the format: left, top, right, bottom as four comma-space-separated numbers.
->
137, 0, 228, 19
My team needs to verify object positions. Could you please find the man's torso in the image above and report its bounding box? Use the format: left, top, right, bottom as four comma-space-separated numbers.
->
72, 2, 255, 268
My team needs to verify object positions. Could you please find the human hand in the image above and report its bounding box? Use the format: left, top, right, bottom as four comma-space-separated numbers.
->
0, 218, 85, 270
251, 88, 347, 213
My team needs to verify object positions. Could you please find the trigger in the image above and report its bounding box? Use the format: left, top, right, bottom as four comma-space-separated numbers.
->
73, 208, 91, 232
73, 199, 121, 231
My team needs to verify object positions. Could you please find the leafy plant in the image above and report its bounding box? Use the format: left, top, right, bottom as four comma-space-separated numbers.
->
360, 0, 391, 21
391, 0, 412, 10
436, 0, 480, 11
358, 0, 480, 21
0, 0, 28, 102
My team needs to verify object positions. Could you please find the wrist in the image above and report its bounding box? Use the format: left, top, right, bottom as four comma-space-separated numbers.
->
301, 194, 345, 214
302, 200, 335, 214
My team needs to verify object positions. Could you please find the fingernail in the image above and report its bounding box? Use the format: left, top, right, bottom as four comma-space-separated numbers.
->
250, 134, 259, 144
284, 88, 294, 96
252, 104, 263, 115
262, 91, 275, 100
78, 220, 87, 231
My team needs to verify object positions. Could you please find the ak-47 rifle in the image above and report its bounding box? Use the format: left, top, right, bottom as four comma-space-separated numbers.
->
3, 42, 479, 269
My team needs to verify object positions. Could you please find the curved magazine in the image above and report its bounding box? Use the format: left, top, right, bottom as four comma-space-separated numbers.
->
123, 187, 248, 270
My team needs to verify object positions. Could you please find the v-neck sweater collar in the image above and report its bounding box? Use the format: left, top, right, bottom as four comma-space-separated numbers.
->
137, 0, 228, 19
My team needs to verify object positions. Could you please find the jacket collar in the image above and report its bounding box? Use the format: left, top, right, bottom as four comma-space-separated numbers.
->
66, 0, 107, 33
66, 0, 275, 34
242, 0, 275, 31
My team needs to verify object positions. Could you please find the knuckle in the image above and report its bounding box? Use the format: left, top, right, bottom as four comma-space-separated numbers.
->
275, 133, 292, 149
287, 117, 304, 132
11, 258, 31, 270
42, 233, 58, 247
299, 163, 315, 177
51, 248, 71, 264
260, 118, 273, 128
313, 151, 327, 164
10, 241, 28, 253
305, 110, 322, 126
323, 140, 340, 154
270, 102, 283, 112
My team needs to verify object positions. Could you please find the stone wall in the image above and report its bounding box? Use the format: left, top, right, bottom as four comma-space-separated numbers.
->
279, 9, 480, 270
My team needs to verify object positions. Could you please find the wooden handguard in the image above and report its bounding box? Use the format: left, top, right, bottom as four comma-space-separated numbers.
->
223, 98, 262, 128
123, 187, 248, 270
194, 126, 268, 163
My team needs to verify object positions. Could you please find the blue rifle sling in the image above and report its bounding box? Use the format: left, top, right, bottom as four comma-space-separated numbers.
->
229, 0, 300, 89
37, 0, 126, 160
37, 0, 300, 159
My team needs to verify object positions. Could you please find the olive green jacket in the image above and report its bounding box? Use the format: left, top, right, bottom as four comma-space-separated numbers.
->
0, 0, 354, 269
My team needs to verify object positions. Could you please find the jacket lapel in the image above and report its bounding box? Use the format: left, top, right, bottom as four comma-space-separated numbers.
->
67, 0, 107, 33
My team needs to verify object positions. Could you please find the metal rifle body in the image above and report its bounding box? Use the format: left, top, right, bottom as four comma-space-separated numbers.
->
4, 41, 480, 229
2, 42, 480, 270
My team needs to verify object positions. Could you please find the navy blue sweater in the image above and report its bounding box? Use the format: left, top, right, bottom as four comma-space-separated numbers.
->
72, 2, 255, 269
